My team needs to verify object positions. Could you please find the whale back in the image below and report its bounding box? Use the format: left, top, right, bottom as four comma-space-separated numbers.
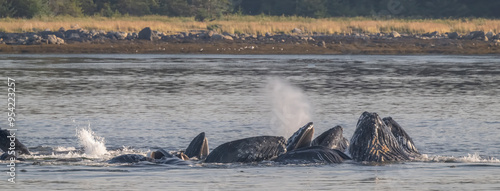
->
205, 136, 286, 163
184, 132, 209, 160
108, 154, 153, 163
151, 148, 175, 159
274, 146, 351, 164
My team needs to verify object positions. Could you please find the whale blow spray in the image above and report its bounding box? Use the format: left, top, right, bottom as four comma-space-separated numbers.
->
266, 78, 312, 137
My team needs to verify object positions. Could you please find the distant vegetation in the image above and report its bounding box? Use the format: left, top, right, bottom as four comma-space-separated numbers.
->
1, 15, 499, 35
1, 0, 499, 20
1, 1, 499, 35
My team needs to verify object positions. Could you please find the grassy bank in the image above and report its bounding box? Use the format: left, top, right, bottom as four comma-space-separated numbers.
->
1, 15, 499, 35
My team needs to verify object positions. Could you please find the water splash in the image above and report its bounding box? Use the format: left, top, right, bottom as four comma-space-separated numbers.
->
76, 124, 108, 158
266, 78, 312, 137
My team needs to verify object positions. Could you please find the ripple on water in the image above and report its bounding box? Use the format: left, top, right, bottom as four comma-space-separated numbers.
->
1, 54, 500, 190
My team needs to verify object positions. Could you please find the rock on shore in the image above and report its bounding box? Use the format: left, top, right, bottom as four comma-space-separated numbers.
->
1, 27, 499, 46
1, 27, 500, 54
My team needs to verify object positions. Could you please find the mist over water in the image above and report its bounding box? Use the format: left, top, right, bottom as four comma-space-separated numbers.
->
76, 124, 108, 158
266, 78, 312, 137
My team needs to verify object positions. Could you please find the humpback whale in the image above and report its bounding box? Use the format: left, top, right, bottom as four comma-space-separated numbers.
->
109, 148, 190, 165
112, 112, 420, 164
383, 117, 421, 157
0, 128, 31, 160
204, 122, 350, 164
108, 154, 154, 163
274, 124, 351, 164
108, 132, 208, 164
274, 146, 350, 164
148, 132, 209, 161
184, 132, 209, 160
204, 136, 287, 163
349, 112, 419, 162
286, 122, 314, 151
311, 125, 349, 152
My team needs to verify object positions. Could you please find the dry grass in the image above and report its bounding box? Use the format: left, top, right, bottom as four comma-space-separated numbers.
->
0, 15, 499, 35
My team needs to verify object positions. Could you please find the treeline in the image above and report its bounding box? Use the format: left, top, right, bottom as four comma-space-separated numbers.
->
237, 0, 500, 18
1, 0, 499, 19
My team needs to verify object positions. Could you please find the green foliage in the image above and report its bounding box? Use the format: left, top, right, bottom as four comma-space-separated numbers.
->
80, 0, 97, 15
0, 0, 16, 18
47, 0, 84, 17
195, 0, 231, 21
155, 0, 193, 16
194, 8, 209, 21
99, 3, 114, 17
114, 0, 154, 16
297, 0, 328, 18
7, 0, 50, 18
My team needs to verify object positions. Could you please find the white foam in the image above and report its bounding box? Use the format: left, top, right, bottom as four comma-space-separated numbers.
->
24, 147, 148, 162
458, 153, 500, 163
76, 124, 108, 158
420, 153, 500, 163
266, 78, 312, 137
106, 146, 149, 157
54, 146, 76, 152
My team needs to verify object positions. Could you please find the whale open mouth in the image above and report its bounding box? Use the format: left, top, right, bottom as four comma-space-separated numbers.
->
349, 111, 410, 162
184, 132, 209, 160
286, 122, 314, 151
383, 117, 421, 157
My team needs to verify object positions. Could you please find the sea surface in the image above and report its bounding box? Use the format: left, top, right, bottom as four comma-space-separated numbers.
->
1, 54, 500, 190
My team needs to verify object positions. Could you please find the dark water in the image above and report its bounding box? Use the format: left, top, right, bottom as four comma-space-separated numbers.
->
1, 54, 499, 190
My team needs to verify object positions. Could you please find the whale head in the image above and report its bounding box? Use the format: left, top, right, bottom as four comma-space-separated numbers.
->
312, 125, 349, 152
150, 148, 174, 159
286, 122, 314, 151
383, 117, 420, 157
184, 132, 209, 160
0, 129, 31, 156
349, 112, 409, 162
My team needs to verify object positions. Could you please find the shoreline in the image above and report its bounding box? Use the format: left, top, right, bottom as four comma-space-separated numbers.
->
1, 28, 499, 54
2, 40, 499, 55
